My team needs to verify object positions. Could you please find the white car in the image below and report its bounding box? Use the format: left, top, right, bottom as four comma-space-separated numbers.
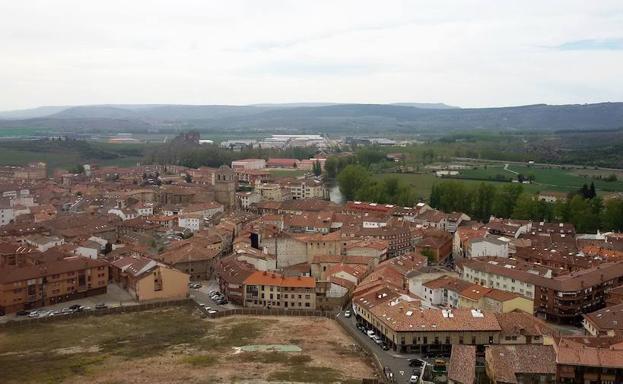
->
409, 375, 419, 384
208, 310, 217, 314
366, 330, 375, 338
28, 310, 40, 318
344, 310, 351, 318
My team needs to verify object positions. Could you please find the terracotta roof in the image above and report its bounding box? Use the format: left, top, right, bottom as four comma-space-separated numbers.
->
243, 271, 315, 288
0, 256, 107, 284
495, 311, 556, 338
554, 336, 623, 368
370, 304, 501, 333
584, 303, 623, 333
448, 345, 476, 384
486, 345, 556, 384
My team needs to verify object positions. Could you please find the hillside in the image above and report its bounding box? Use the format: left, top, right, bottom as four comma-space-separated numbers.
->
0, 102, 621, 135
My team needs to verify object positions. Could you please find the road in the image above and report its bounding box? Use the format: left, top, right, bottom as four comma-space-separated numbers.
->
0, 284, 137, 323
189, 279, 239, 311
336, 310, 423, 384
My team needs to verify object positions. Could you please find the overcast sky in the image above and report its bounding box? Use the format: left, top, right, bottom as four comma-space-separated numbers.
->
2, 1, 623, 110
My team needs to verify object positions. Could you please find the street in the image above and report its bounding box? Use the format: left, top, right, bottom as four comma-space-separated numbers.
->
336, 310, 423, 384
0, 284, 137, 323
188, 279, 239, 310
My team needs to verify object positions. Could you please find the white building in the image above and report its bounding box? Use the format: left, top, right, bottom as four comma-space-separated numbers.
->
231, 158, 266, 170
25, 235, 65, 252
0, 200, 15, 227
468, 237, 510, 258
178, 213, 202, 232
237, 191, 262, 209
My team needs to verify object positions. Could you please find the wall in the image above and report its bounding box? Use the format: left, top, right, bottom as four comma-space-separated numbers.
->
136, 267, 190, 302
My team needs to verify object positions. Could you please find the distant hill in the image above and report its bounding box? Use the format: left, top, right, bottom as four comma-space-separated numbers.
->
0, 106, 69, 120
0, 102, 621, 135
390, 102, 458, 109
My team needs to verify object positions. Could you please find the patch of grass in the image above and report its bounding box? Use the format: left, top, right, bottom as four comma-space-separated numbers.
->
327, 340, 362, 358
183, 354, 220, 367
201, 319, 266, 348
0, 306, 210, 383
268, 366, 342, 383
0, 353, 106, 384
240, 351, 312, 365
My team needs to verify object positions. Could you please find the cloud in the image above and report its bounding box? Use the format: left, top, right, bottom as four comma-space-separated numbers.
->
240, 60, 384, 77
1, 1, 623, 109
555, 38, 623, 51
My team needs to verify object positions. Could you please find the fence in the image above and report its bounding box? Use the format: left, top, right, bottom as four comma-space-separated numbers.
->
0, 299, 192, 329
2, 300, 383, 383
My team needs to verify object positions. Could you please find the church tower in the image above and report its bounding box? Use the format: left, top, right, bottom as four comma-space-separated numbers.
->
214, 165, 237, 210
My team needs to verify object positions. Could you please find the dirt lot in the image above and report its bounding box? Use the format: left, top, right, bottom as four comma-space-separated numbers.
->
0, 306, 375, 383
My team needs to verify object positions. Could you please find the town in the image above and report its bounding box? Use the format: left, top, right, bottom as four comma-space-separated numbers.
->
0, 132, 622, 383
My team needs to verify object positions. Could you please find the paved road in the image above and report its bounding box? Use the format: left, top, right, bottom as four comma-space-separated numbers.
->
336, 311, 423, 384
0, 284, 137, 323
189, 279, 239, 311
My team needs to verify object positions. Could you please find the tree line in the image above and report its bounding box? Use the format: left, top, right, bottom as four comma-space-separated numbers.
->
430, 181, 623, 233
144, 136, 317, 168
337, 164, 418, 206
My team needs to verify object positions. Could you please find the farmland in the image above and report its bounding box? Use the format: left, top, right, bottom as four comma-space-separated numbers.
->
0, 307, 373, 384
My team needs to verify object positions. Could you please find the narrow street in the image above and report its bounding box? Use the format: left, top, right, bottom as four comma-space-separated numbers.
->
336, 311, 422, 384
189, 279, 239, 310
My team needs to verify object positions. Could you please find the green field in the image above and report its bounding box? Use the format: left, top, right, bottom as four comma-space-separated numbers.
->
456, 164, 623, 193
376, 172, 547, 201
0, 141, 146, 172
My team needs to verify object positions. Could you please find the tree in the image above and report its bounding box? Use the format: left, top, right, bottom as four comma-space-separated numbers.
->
589, 182, 597, 199
312, 160, 322, 176
69, 164, 85, 174
601, 198, 623, 231
324, 157, 338, 178
337, 165, 370, 201
579, 183, 590, 199
512, 193, 538, 220
472, 183, 496, 221
420, 248, 436, 264
492, 184, 523, 218
568, 195, 600, 233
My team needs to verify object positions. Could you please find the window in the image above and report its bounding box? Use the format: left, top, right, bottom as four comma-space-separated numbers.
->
305, 303, 310, 307
489, 336, 494, 344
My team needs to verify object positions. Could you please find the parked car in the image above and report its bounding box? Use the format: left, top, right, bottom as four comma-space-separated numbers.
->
381, 343, 390, 351
409, 359, 425, 367
95, 303, 107, 310
28, 310, 40, 318
409, 374, 419, 384
69, 304, 82, 311
344, 310, 351, 318
366, 330, 375, 338
16, 310, 30, 316
208, 310, 217, 314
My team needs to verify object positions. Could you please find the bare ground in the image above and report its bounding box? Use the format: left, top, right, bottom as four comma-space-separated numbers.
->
0, 308, 374, 384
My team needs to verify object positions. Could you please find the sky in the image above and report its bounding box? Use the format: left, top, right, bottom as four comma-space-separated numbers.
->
1, 1, 623, 110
